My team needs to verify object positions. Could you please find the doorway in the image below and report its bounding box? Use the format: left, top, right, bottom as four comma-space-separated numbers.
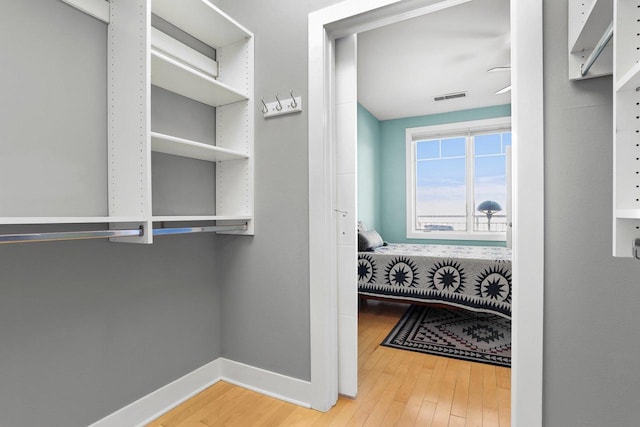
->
308, 0, 544, 425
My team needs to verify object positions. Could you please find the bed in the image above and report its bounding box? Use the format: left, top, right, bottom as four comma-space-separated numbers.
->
357, 243, 512, 318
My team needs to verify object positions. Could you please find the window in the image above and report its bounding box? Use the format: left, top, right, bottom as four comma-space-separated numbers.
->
406, 117, 511, 241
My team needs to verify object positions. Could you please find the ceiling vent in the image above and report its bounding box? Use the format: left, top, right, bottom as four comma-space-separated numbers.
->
433, 91, 467, 102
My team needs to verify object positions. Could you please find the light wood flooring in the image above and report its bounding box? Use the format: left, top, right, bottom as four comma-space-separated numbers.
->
147, 301, 510, 427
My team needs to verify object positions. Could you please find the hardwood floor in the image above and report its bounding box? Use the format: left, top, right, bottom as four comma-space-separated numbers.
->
147, 301, 510, 427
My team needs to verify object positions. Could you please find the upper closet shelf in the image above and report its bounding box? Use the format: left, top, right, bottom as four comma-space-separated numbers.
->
151, 49, 248, 107
568, 0, 613, 80
151, 132, 248, 162
152, 0, 252, 48
616, 209, 640, 220
569, 0, 613, 52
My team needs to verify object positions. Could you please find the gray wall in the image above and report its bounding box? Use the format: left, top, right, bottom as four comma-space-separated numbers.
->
0, 1, 223, 426
544, 1, 640, 426
212, 0, 342, 381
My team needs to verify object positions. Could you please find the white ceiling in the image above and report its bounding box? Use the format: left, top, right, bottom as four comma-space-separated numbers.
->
357, 0, 510, 121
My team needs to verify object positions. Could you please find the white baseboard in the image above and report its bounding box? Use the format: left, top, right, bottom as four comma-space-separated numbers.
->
218, 358, 312, 408
89, 359, 222, 427
89, 358, 312, 427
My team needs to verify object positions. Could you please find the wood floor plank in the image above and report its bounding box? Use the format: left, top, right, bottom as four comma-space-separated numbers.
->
451, 361, 472, 417
146, 382, 234, 427
481, 364, 499, 427
362, 352, 413, 427
465, 363, 484, 427
495, 367, 510, 390
280, 405, 322, 426
431, 359, 460, 427
344, 372, 394, 426
496, 387, 511, 427
379, 400, 405, 426
394, 366, 434, 426
414, 400, 437, 427
449, 415, 467, 427
423, 356, 449, 403
145, 301, 510, 427
393, 352, 426, 403
310, 398, 351, 427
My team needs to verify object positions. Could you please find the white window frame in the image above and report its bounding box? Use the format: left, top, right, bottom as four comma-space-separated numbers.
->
406, 116, 512, 241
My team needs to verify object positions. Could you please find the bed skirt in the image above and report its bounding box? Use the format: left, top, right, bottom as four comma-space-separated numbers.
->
357, 244, 512, 318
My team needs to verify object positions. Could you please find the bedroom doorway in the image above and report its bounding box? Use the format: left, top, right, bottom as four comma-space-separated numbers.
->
308, 0, 544, 425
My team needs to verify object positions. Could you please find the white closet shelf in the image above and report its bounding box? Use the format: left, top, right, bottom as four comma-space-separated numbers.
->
151, 27, 218, 78
615, 62, 640, 92
570, 0, 613, 53
151, 49, 248, 107
151, 132, 248, 162
152, 215, 252, 222
152, 0, 251, 48
0, 216, 144, 225
615, 209, 640, 219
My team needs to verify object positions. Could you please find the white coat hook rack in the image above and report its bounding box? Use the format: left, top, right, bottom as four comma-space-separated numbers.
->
262, 90, 302, 118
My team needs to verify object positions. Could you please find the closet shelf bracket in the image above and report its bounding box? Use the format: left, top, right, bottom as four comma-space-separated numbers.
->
633, 239, 640, 260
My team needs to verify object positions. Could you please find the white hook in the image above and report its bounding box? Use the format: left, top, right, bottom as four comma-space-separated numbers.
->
261, 98, 268, 114
289, 90, 298, 108
275, 93, 283, 111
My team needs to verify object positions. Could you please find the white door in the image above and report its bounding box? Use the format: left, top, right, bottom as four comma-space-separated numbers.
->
335, 34, 358, 398
506, 145, 512, 248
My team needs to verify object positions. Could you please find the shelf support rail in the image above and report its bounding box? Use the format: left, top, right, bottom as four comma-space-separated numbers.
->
580, 21, 613, 78
0, 223, 248, 244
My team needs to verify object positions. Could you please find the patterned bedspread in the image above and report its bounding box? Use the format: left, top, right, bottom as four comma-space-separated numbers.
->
358, 244, 512, 318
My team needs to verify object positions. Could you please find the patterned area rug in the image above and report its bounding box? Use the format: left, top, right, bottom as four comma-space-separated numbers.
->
382, 305, 511, 367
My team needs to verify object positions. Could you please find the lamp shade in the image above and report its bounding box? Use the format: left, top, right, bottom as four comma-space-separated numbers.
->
477, 200, 502, 213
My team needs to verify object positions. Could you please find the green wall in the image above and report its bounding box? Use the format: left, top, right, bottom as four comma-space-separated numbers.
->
358, 104, 511, 246
357, 104, 382, 231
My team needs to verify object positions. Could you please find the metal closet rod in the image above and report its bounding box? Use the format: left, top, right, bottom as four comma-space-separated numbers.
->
581, 21, 613, 77
153, 224, 247, 236
0, 224, 247, 244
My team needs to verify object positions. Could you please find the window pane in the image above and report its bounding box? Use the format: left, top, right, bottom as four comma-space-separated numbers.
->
502, 132, 512, 149
475, 133, 502, 155
441, 137, 465, 157
416, 157, 466, 231
474, 153, 507, 232
416, 140, 439, 160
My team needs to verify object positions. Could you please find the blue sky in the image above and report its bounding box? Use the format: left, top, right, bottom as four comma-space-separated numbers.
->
416, 132, 511, 217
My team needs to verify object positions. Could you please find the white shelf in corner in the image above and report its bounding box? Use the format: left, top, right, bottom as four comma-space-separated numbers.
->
570, 0, 613, 53
151, 49, 248, 107
616, 209, 640, 219
152, 0, 251, 48
151, 132, 248, 162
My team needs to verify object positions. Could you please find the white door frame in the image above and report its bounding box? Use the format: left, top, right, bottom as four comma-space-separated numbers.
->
308, 1, 544, 425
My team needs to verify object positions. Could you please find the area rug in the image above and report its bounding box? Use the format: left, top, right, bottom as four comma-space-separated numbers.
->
382, 305, 511, 367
